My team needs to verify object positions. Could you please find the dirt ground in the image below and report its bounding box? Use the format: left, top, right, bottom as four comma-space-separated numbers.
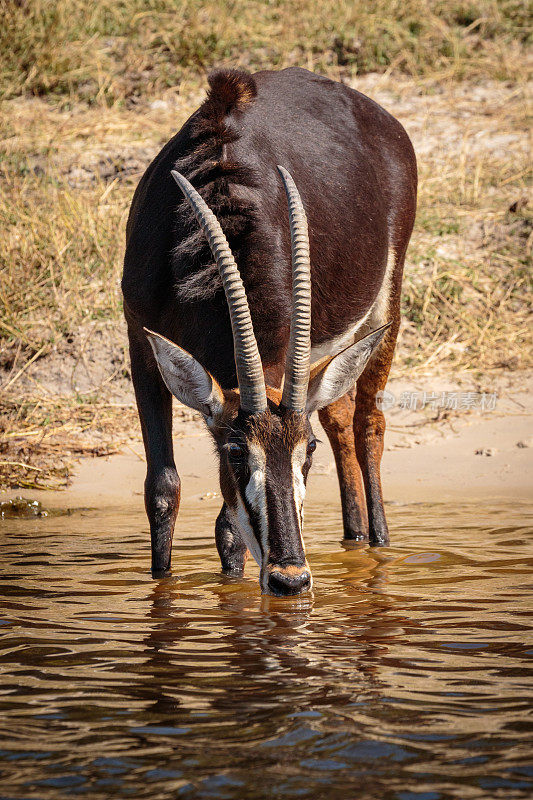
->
3, 369, 532, 516
3, 74, 530, 397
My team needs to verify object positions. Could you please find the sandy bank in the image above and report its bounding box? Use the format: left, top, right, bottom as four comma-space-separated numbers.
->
3, 395, 531, 514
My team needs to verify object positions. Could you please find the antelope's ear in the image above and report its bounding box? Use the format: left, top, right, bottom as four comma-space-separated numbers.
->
145, 329, 225, 424
306, 324, 391, 414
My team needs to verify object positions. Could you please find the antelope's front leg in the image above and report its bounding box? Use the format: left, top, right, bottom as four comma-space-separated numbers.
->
128, 327, 181, 575
215, 504, 249, 574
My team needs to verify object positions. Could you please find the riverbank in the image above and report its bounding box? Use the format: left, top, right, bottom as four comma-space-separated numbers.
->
3, 372, 531, 515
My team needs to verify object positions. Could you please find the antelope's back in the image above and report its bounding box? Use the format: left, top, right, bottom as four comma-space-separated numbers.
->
123, 67, 417, 390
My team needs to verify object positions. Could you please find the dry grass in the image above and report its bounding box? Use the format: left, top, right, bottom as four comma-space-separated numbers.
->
398, 80, 532, 373
0, 1, 531, 488
0, 158, 126, 367
0, 395, 137, 490
1, 0, 530, 102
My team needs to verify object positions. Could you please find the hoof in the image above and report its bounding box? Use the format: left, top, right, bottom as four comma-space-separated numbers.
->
343, 530, 369, 542
151, 565, 172, 579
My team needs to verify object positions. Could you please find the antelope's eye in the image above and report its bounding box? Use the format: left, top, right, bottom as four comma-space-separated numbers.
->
227, 442, 244, 458
307, 439, 317, 456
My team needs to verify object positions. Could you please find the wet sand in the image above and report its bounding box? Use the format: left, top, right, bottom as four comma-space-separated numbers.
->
4, 404, 531, 512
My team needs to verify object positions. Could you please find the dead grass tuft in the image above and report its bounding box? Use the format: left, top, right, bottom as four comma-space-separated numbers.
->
0, 393, 138, 490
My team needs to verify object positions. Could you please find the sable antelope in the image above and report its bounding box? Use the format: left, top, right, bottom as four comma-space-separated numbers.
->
122, 67, 417, 595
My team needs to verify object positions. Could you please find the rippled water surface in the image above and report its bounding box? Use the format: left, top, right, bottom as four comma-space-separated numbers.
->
1, 500, 532, 799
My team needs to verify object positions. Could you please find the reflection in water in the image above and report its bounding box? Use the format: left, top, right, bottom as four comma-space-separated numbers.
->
0, 501, 532, 799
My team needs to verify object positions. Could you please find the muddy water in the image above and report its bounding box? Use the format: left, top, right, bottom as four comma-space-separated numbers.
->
1, 501, 532, 800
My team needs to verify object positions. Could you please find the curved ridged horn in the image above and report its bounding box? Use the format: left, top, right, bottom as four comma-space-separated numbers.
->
278, 166, 312, 412
171, 170, 267, 414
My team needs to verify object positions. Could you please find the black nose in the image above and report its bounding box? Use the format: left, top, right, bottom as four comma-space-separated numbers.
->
267, 569, 311, 596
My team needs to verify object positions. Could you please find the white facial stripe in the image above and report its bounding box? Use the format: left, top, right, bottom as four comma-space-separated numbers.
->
291, 441, 307, 541
230, 441, 310, 580
291, 443, 312, 592
233, 497, 262, 566
236, 443, 268, 566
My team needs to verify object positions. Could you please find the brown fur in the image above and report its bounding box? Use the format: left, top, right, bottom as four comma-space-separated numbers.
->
122, 67, 417, 578
246, 408, 308, 453
265, 563, 309, 577
319, 388, 368, 539
204, 70, 257, 112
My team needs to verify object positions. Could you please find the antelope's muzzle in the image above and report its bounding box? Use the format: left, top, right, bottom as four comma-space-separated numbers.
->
264, 563, 312, 596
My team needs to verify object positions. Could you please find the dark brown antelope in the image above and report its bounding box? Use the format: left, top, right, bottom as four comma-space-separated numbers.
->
122, 67, 417, 595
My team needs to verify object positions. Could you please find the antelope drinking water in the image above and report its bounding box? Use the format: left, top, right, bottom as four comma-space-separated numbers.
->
122, 68, 417, 595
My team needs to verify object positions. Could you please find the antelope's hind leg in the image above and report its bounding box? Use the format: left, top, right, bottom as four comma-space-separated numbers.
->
318, 388, 368, 542
128, 326, 181, 575
215, 504, 249, 574
354, 320, 399, 547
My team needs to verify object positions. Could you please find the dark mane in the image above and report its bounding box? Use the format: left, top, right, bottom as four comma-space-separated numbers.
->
171, 70, 260, 301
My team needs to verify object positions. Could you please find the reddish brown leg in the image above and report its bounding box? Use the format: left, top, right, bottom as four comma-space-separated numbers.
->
318, 389, 368, 541
354, 320, 399, 547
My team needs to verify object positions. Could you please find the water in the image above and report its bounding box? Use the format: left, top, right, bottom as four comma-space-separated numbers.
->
1, 500, 532, 799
